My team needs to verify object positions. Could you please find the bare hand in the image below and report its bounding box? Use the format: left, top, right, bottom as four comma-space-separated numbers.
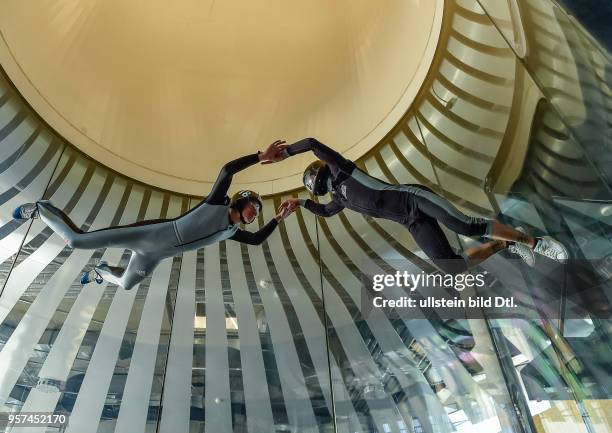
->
276, 209, 290, 221
278, 198, 301, 215
276, 205, 292, 221
259, 140, 288, 164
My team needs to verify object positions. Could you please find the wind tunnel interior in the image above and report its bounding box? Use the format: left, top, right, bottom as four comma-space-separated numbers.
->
0, 0, 611, 433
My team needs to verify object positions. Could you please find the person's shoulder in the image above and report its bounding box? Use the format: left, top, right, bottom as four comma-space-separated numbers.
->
204, 195, 231, 206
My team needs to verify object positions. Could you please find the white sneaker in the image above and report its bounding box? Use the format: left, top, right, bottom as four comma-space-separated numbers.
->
80, 269, 103, 285
508, 242, 535, 267
81, 261, 108, 285
506, 227, 535, 267
534, 236, 569, 263
12, 202, 39, 220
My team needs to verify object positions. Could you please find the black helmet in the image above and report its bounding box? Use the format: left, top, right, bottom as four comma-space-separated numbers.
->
230, 190, 263, 224
303, 161, 330, 196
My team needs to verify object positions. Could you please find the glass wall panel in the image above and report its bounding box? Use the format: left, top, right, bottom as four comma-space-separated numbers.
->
479, 0, 612, 189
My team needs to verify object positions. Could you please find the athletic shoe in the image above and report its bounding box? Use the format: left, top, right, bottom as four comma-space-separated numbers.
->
80, 271, 90, 285
508, 242, 535, 267
12, 202, 39, 220
507, 227, 535, 267
93, 261, 110, 283
533, 236, 569, 263
81, 270, 103, 285
81, 261, 107, 285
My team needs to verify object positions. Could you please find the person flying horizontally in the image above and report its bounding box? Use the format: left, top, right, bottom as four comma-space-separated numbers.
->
13, 140, 292, 290
277, 137, 569, 274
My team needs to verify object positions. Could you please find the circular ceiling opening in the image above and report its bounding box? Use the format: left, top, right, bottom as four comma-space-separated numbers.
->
0, 0, 442, 195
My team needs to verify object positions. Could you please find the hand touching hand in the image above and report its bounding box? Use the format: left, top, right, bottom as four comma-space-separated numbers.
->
275, 198, 301, 221
259, 140, 288, 164
279, 198, 301, 213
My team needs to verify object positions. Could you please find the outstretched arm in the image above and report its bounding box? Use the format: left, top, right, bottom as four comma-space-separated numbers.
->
303, 199, 345, 217
229, 218, 279, 245
283, 137, 356, 175
279, 197, 345, 218
205, 140, 287, 205
281, 137, 392, 190
205, 153, 261, 205
229, 203, 294, 245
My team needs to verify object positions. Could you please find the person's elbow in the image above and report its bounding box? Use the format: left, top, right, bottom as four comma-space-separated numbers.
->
236, 237, 260, 246
305, 137, 322, 148
246, 236, 266, 246
219, 164, 231, 178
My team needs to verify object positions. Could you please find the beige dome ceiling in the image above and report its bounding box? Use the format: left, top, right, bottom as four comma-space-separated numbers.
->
0, 0, 442, 195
